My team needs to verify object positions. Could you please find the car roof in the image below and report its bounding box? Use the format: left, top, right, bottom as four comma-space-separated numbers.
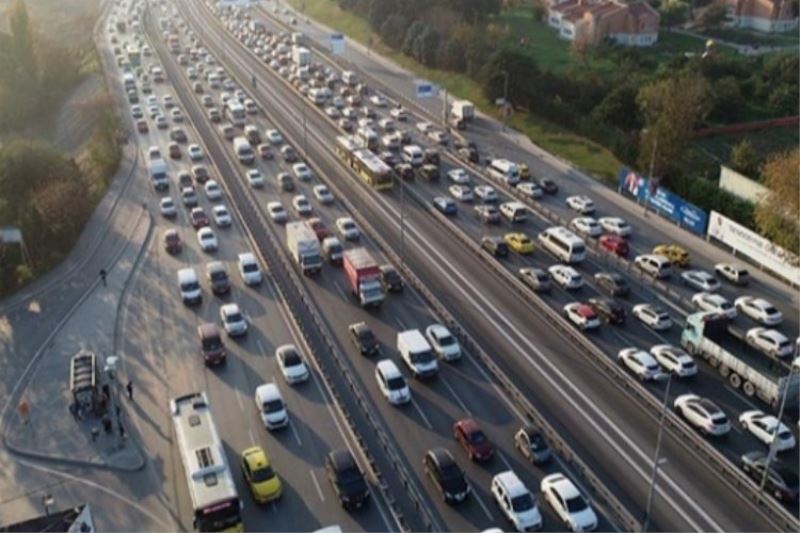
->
221, 303, 240, 314
494, 471, 527, 496
242, 446, 269, 468
428, 447, 455, 467
256, 383, 281, 400
457, 418, 480, 433
547, 473, 580, 498
329, 449, 356, 471
239, 252, 256, 262
376, 359, 401, 378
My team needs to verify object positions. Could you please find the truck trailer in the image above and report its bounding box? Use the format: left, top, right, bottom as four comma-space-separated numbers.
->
292, 46, 311, 67
286, 221, 322, 275
450, 100, 475, 122
343, 248, 384, 307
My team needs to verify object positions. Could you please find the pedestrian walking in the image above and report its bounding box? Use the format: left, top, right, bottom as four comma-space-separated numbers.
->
126, 380, 133, 401
99, 268, 107, 287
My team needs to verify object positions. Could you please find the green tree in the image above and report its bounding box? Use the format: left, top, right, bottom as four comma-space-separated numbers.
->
755, 149, 800, 255
379, 14, 409, 49
729, 140, 761, 177
591, 83, 641, 130
367, 0, 398, 31
659, 0, 690, 27
8, 0, 37, 81
464, 35, 494, 77
699, 0, 728, 29
436, 37, 466, 71
401, 20, 426, 56
481, 49, 540, 110
710, 76, 744, 121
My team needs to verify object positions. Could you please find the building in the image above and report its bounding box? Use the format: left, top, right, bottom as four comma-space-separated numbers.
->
548, 0, 660, 46
0, 504, 95, 532
725, 0, 798, 32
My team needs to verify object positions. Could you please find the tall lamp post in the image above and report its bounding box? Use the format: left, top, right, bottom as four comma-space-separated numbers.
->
759, 365, 797, 492
500, 70, 510, 131
643, 373, 672, 532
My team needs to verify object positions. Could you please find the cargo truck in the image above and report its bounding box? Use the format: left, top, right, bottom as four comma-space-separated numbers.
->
682, 312, 800, 410
450, 100, 475, 122
286, 221, 322, 275
292, 46, 311, 67
343, 248, 384, 307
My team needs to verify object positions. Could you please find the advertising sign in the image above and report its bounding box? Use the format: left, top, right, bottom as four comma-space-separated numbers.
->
618, 168, 709, 235
707, 211, 800, 286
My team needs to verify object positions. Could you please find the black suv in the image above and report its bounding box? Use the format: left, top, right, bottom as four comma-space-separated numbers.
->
326, 450, 369, 510
348, 322, 380, 356
594, 272, 630, 298
588, 297, 626, 324
379, 264, 404, 292
481, 236, 508, 257
423, 448, 470, 504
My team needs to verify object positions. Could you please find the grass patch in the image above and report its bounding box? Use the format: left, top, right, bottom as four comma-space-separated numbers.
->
693, 126, 799, 165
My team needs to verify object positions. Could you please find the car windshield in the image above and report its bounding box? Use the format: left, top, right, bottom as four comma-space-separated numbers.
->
386, 377, 405, 391
573, 243, 586, 255
467, 430, 486, 444
438, 334, 455, 347
511, 493, 535, 512
439, 463, 462, 481
251, 465, 275, 483
263, 400, 284, 413
226, 312, 243, 323
359, 330, 375, 343
243, 263, 258, 273
284, 351, 302, 366
211, 271, 227, 281
301, 254, 321, 266
765, 306, 779, 314
410, 350, 434, 364
202, 337, 222, 350
181, 281, 200, 291
565, 495, 588, 513
338, 465, 363, 484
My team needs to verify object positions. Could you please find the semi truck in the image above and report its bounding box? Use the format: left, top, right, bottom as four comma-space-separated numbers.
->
343, 248, 384, 307
681, 312, 799, 410
286, 221, 322, 275
292, 46, 311, 67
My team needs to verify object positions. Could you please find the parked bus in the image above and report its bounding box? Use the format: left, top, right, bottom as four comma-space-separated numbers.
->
225, 101, 246, 128
171, 392, 243, 532
126, 45, 141, 68
537, 226, 586, 264
335, 135, 393, 191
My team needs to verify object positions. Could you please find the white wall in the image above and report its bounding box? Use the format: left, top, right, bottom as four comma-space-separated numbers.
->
719, 165, 769, 203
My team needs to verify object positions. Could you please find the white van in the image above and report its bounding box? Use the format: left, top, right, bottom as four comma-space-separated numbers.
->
634, 253, 672, 278
177, 268, 202, 305
499, 202, 528, 223
488, 159, 520, 186
397, 330, 438, 378
342, 70, 357, 86
402, 145, 424, 167
233, 136, 255, 165
538, 226, 586, 264
356, 127, 378, 151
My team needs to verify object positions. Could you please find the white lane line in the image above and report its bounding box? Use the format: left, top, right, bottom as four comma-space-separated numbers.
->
496, 450, 513, 472
725, 387, 761, 411
440, 375, 471, 416
334, 281, 347, 300
394, 316, 408, 330
410, 397, 434, 430
257, 339, 268, 357
249, 428, 256, 446
290, 419, 303, 446
472, 488, 495, 521
309, 470, 325, 502
235, 391, 245, 412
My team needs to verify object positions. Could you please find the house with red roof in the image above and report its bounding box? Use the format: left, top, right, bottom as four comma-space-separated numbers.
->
725, 0, 798, 32
548, 0, 660, 46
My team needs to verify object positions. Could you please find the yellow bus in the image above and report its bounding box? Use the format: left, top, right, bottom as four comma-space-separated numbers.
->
335, 135, 393, 191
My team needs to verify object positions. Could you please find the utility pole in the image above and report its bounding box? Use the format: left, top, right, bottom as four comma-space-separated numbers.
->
643, 373, 672, 532
644, 131, 658, 216
759, 366, 796, 492
501, 70, 510, 132
399, 174, 406, 267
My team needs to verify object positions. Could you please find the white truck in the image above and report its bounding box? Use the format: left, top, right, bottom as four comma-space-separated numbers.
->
286, 221, 322, 275
682, 312, 800, 409
397, 330, 439, 379
450, 100, 475, 122
148, 159, 169, 191
292, 46, 311, 67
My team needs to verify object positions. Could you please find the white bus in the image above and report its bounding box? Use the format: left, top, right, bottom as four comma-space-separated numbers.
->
170, 392, 243, 532
488, 159, 520, 186
538, 226, 586, 263
225, 101, 246, 128
233, 136, 254, 165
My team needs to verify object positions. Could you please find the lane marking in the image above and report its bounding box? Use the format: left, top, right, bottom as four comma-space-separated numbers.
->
309, 469, 325, 502
257, 339, 268, 357
410, 398, 434, 430
472, 488, 495, 521
290, 419, 303, 446
249, 428, 256, 446
440, 375, 471, 417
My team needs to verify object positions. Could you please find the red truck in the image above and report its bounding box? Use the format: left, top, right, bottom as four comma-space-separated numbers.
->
343, 248, 385, 307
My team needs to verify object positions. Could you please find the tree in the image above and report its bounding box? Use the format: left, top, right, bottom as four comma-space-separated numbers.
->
481, 49, 540, 110
532, 0, 549, 19
464, 35, 494, 77
436, 37, 466, 71
709, 76, 743, 121
401, 20, 426, 57
729, 140, 761, 177
367, 0, 397, 31
659, 0, 690, 28
591, 83, 641, 130
379, 14, 408, 49
412, 26, 440, 66
755, 149, 800, 255
699, 0, 728, 29
8, 0, 37, 81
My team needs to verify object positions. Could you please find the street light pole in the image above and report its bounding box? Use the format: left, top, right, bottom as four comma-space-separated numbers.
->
759, 366, 796, 491
501, 70, 510, 131
643, 373, 672, 532
399, 174, 406, 267
644, 130, 658, 216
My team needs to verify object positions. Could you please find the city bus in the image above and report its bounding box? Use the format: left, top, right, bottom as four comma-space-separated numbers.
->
126, 45, 141, 68
171, 392, 243, 532
335, 135, 393, 191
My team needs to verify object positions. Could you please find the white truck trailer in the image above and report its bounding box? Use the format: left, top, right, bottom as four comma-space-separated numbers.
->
286, 221, 322, 275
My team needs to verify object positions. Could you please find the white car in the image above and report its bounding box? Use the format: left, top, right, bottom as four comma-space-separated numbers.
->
220, 303, 247, 336
563, 303, 601, 331
204, 180, 223, 200
292, 195, 312, 216
267, 201, 288, 223
160, 197, 177, 217
292, 162, 312, 181
617, 348, 662, 381
197, 227, 218, 251
255, 383, 288, 430
598, 216, 631, 237
739, 410, 796, 452
735, 296, 783, 326
569, 217, 601, 238
681, 270, 720, 292
449, 184, 473, 202
313, 184, 334, 204
691, 292, 736, 319
170, 108, 184, 122
474, 185, 498, 203
540, 473, 598, 532
325, 106, 340, 118
517, 182, 543, 199
674, 394, 731, 436
147, 145, 161, 160
246, 168, 264, 188
238, 252, 262, 285
746, 327, 793, 358
187, 144, 204, 161
369, 94, 387, 107
632, 303, 671, 331
548, 265, 583, 290
425, 324, 461, 362
375, 359, 411, 405
212, 205, 232, 227
416, 121, 433, 133
447, 168, 470, 184
390, 107, 408, 120
266, 129, 283, 144
336, 217, 360, 241
714, 262, 749, 286
565, 195, 595, 214
377, 117, 395, 131
491, 471, 542, 533
650, 345, 697, 377
276, 344, 310, 384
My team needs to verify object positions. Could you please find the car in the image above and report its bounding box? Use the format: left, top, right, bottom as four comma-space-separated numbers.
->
292, 162, 313, 181
517, 182, 544, 200
433, 196, 457, 215
377, 117, 395, 131
491, 471, 542, 532
519, 268, 550, 292
187, 144, 203, 161
192, 165, 210, 183
474, 205, 500, 224
473, 185, 498, 203
569, 217, 601, 238
255, 383, 289, 430
375, 359, 410, 405
538, 178, 558, 194
204, 180, 223, 201
428, 130, 448, 145
588, 297, 626, 325
453, 418, 493, 462
390, 107, 408, 120
326, 449, 369, 510
160, 197, 177, 217
349, 322, 380, 355
257, 143, 273, 159
338, 118, 354, 132
416, 121, 433, 133
155, 115, 168, 130
266, 129, 283, 144
136, 119, 149, 133
594, 272, 629, 298
597, 216, 632, 237
170, 108, 184, 123
504, 232, 535, 255
241, 446, 282, 503
425, 324, 461, 362
447, 168, 470, 184
674, 394, 731, 436
514, 425, 551, 464
548, 265, 583, 290
292, 195, 312, 216
735, 296, 783, 326
739, 410, 796, 451
598, 234, 629, 258
563, 303, 601, 331
167, 142, 181, 160
308, 217, 330, 241
170, 127, 187, 143
206, 261, 230, 296
565, 195, 595, 214
449, 184, 473, 202
197, 227, 218, 251
715, 263, 749, 286
325, 106, 341, 118
240, 168, 264, 188
424, 448, 470, 504
163, 95, 175, 108
163, 229, 182, 254
201, 94, 214, 107
313, 184, 334, 204
653, 244, 689, 267
378, 264, 403, 292
212, 205, 232, 227
632, 303, 671, 331
740, 452, 799, 502
335, 217, 360, 241
617, 348, 662, 381
479, 236, 507, 257
369, 94, 387, 107
190, 207, 209, 229
540, 473, 598, 532
208, 108, 221, 122
650, 345, 697, 377
691, 292, 736, 319
276, 344, 310, 384
131, 105, 143, 119
267, 201, 288, 223
746, 327, 793, 358
219, 302, 247, 337
681, 270, 720, 292
634, 253, 672, 279
238, 252, 263, 286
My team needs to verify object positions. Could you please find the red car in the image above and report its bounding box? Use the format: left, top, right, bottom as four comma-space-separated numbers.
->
453, 418, 494, 462
307, 217, 330, 241
257, 143, 273, 160
190, 207, 209, 229
599, 234, 629, 258
163, 229, 182, 254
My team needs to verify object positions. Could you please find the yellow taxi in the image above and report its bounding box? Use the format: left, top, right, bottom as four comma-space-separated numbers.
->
519, 163, 530, 180
241, 446, 282, 503
653, 244, 690, 268
504, 232, 535, 254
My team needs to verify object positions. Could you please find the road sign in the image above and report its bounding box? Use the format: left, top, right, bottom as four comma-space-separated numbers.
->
415, 80, 438, 99
330, 33, 345, 55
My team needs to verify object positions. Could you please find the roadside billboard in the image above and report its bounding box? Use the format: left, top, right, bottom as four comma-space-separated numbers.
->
618, 168, 709, 235
707, 211, 800, 286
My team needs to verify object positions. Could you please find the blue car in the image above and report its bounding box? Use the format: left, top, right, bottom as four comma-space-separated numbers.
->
433, 196, 457, 216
